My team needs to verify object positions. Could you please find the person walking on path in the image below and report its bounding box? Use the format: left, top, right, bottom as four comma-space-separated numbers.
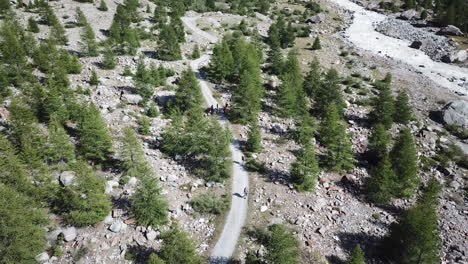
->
243, 187, 248, 199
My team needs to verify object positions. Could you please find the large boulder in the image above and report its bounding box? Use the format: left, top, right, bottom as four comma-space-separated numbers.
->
399, 9, 418, 20
437, 25, 464, 36
59, 171, 76, 187
35, 252, 50, 263
441, 50, 468, 63
61, 227, 77, 242
122, 94, 143, 105
109, 220, 128, 233
409, 40, 423, 49
441, 101, 468, 128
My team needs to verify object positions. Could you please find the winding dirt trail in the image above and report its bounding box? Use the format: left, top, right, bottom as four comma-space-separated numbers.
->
182, 16, 249, 263
330, 0, 468, 98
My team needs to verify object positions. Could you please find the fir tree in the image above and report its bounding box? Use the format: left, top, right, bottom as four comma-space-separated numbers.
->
75, 7, 88, 27
81, 22, 98, 56
369, 81, 395, 129
303, 57, 321, 97
77, 103, 113, 162
109, 4, 140, 54
394, 89, 413, 124
385, 178, 441, 264
247, 118, 262, 153
0, 0, 10, 12
46, 115, 75, 163
138, 116, 151, 135
312, 36, 321, 50
67, 55, 82, 74
210, 40, 235, 82
366, 154, 395, 204
101, 46, 116, 69
159, 223, 204, 264
153, 5, 168, 27
49, 10, 68, 45
315, 68, 345, 117
90, 70, 99, 85
390, 128, 419, 198
54, 161, 112, 226
295, 113, 315, 146
28, 17, 40, 33
148, 254, 165, 264
268, 44, 283, 75
120, 127, 149, 177
191, 44, 200, 59
98, 0, 108, 11
290, 142, 319, 192
174, 68, 204, 114
320, 104, 354, 172
366, 124, 390, 165
276, 50, 305, 117
281, 22, 295, 49
158, 25, 182, 61
206, 0, 216, 10
0, 136, 32, 193
0, 185, 47, 264
348, 245, 365, 264
265, 224, 301, 264
132, 174, 168, 226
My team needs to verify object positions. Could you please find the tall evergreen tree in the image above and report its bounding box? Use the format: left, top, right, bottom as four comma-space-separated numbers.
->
101, 45, 116, 69
314, 68, 345, 117
290, 142, 319, 192
347, 245, 365, 264
366, 124, 390, 165
295, 112, 315, 146
320, 104, 354, 172
174, 68, 203, 114
75, 7, 88, 27
132, 176, 168, 227
109, 4, 140, 54
311, 36, 321, 50
120, 127, 149, 178
27, 17, 40, 33
390, 128, 419, 198
265, 224, 301, 264
247, 118, 262, 153
0, 0, 10, 12
385, 178, 441, 264
210, 40, 235, 82
46, 115, 75, 163
98, 0, 108, 11
81, 22, 98, 56
159, 223, 204, 264
158, 25, 182, 61
366, 154, 395, 204
369, 81, 395, 129
0, 136, 32, 193
276, 50, 305, 117
77, 103, 113, 163
394, 89, 413, 125
303, 57, 321, 97
90, 70, 99, 85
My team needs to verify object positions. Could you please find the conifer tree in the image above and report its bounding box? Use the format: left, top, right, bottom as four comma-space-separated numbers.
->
132, 173, 168, 226
370, 82, 395, 129
0, 136, 32, 193
98, 0, 108, 11
320, 104, 354, 172
385, 178, 441, 264
81, 22, 98, 56
90, 70, 99, 85
0, 185, 47, 264
268, 44, 283, 75
101, 45, 116, 69
267, 22, 281, 49
315, 68, 345, 117
231, 66, 262, 123
0, 0, 10, 12
158, 25, 182, 61
281, 22, 295, 49
46, 115, 75, 163
171, 16, 185, 43
247, 118, 262, 153
159, 223, 204, 264
28, 17, 40, 33
265, 224, 301, 264
67, 55, 82, 74
49, 10, 68, 45
206, 0, 215, 10
109, 4, 140, 54
312, 36, 321, 50
120, 127, 149, 178
394, 89, 413, 125
77, 103, 113, 162
366, 124, 390, 165
153, 5, 168, 27
276, 50, 305, 117
191, 44, 200, 59
55, 161, 111, 226
174, 68, 203, 114
148, 254, 165, 264
390, 128, 419, 198
366, 154, 395, 204
0, 20, 28, 84
210, 40, 235, 82
290, 142, 319, 192
295, 113, 314, 146
347, 245, 365, 264
303, 57, 321, 97
75, 7, 88, 27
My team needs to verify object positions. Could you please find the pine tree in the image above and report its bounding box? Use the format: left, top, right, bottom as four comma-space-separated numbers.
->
148, 254, 165, 264
0, 136, 32, 193
390, 128, 419, 198
267, 22, 281, 49
369, 81, 395, 129
98, 0, 108, 11
49, 9, 68, 45
312, 36, 321, 50
101, 46, 116, 69
0, 0, 10, 12
303, 57, 321, 97
209, 40, 235, 82
366, 124, 390, 165
394, 89, 413, 124
153, 5, 168, 27
268, 44, 283, 75
315, 68, 345, 117
158, 25, 182, 61
206, 0, 216, 10
295, 113, 315, 145
81, 22, 98, 56
191, 44, 200, 59
67, 55, 82, 74
75, 7, 88, 27
159, 223, 205, 264
290, 142, 319, 192
385, 178, 441, 264
366, 154, 395, 204
281, 22, 295, 49
109, 4, 140, 54
231, 67, 263, 123
347, 245, 365, 264
0, 20, 28, 84
0, 185, 47, 264
54, 161, 112, 226
132, 174, 168, 226
90, 70, 99, 85
120, 127, 150, 178
276, 50, 305, 117
174, 68, 203, 114
77, 103, 113, 162
28, 17, 40, 33
46, 115, 75, 163
247, 118, 262, 153
265, 224, 301, 264
320, 104, 354, 172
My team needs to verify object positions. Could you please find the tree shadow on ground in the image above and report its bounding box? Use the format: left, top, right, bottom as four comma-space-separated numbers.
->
125, 245, 154, 264
112, 196, 131, 212
326, 231, 386, 264
142, 50, 157, 59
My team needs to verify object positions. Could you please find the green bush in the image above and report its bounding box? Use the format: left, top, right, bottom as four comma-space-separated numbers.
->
190, 193, 229, 215
445, 124, 468, 140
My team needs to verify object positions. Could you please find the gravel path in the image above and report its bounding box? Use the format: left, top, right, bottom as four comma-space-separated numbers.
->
330, 0, 468, 98
183, 16, 249, 263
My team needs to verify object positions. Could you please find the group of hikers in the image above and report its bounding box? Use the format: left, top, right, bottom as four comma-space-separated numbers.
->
205, 103, 228, 116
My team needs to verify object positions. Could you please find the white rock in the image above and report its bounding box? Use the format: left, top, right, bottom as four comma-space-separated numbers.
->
104, 214, 113, 224
59, 171, 76, 186
128, 177, 138, 185
35, 252, 50, 263
260, 205, 268, 212
105, 180, 119, 194
61, 227, 77, 242
146, 230, 158, 241
109, 220, 127, 233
